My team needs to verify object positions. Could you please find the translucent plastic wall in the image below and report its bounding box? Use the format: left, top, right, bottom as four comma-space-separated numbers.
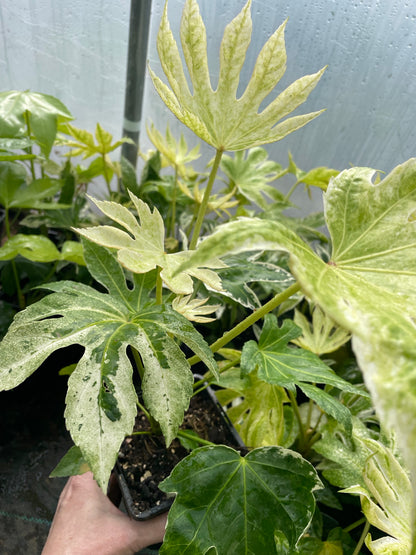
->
1, 0, 416, 208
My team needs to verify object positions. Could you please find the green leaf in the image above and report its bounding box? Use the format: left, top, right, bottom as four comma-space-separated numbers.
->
61, 122, 133, 159
0, 242, 217, 489
0, 164, 65, 209
215, 253, 295, 309
0, 235, 83, 264
0, 161, 27, 207
75, 193, 225, 295
146, 123, 200, 179
160, 445, 322, 554
220, 148, 288, 209
240, 315, 356, 432
49, 445, 90, 477
295, 167, 340, 192
0, 137, 35, 151
0, 90, 73, 156
241, 315, 362, 395
313, 418, 375, 489
120, 155, 140, 195
150, 0, 325, 151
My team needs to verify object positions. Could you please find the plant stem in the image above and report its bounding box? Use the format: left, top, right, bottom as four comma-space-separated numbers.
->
177, 429, 215, 447
169, 165, 179, 238
352, 520, 370, 555
189, 148, 224, 250
136, 399, 152, 422
343, 517, 366, 534
187, 281, 301, 366
24, 110, 36, 180
284, 179, 301, 202
192, 383, 210, 397
102, 154, 113, 197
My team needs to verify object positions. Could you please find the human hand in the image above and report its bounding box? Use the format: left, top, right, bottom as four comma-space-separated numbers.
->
42, 471, 167, 555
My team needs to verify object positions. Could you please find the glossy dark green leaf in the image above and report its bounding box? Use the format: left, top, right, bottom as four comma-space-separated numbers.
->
160, 445, 322, 554
241, 314, 363, 395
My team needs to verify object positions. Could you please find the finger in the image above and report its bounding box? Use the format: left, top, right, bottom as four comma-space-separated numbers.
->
129, 512, 168, 552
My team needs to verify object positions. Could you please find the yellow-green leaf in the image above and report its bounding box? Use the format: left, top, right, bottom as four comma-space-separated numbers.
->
150, 0, 325, 151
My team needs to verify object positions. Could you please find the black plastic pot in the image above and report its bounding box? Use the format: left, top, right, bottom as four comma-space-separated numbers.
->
114, 376, 244, 521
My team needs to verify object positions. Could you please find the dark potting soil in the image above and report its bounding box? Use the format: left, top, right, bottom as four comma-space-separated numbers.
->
117, 389, 243, 516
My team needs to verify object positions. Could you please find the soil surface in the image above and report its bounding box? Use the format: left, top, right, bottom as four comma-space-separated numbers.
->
117, 387, 244, 518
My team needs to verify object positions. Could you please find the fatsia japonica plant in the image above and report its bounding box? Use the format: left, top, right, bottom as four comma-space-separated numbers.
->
0, 0, 415, 553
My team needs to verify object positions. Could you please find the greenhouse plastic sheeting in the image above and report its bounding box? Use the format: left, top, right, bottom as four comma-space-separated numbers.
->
1, 0, 415, 200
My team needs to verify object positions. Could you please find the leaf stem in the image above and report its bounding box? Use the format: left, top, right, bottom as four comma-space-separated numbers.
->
102, 153, 113, 197
187, 281, 301, 366
352, 520, 370, 555
284, 179, 301, 202
169, 165, 179, 238
176, 429, 215, 447
343, 517, 366, 534
189, 148, 224, 250
130, 430, 153, 437
24, 110, 36, 180
135, 398, 151, 419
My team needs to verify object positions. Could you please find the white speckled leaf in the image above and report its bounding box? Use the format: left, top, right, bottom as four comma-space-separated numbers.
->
0, 243, 217, 489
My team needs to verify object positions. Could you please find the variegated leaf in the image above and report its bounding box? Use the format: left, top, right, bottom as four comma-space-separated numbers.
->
150, 0, 325, 151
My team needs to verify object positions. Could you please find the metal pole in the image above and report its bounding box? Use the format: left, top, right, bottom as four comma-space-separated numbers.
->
121, 0, 152, 168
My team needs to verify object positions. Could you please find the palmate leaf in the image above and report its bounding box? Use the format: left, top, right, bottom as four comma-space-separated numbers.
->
60, 122, 134, 159
0, 241, 217, 489
75, 192, 225, 295
291, 304, 351, 355
215, 370, 289, 448
160, 445, 322, 554
342, 438, 412, 554
214, 253, 295, 309
177, 158, 416, 547
146, 123, 200, 178
220, 147, 288, 209
241, 314, 364, 432
149, 0, 325, 151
